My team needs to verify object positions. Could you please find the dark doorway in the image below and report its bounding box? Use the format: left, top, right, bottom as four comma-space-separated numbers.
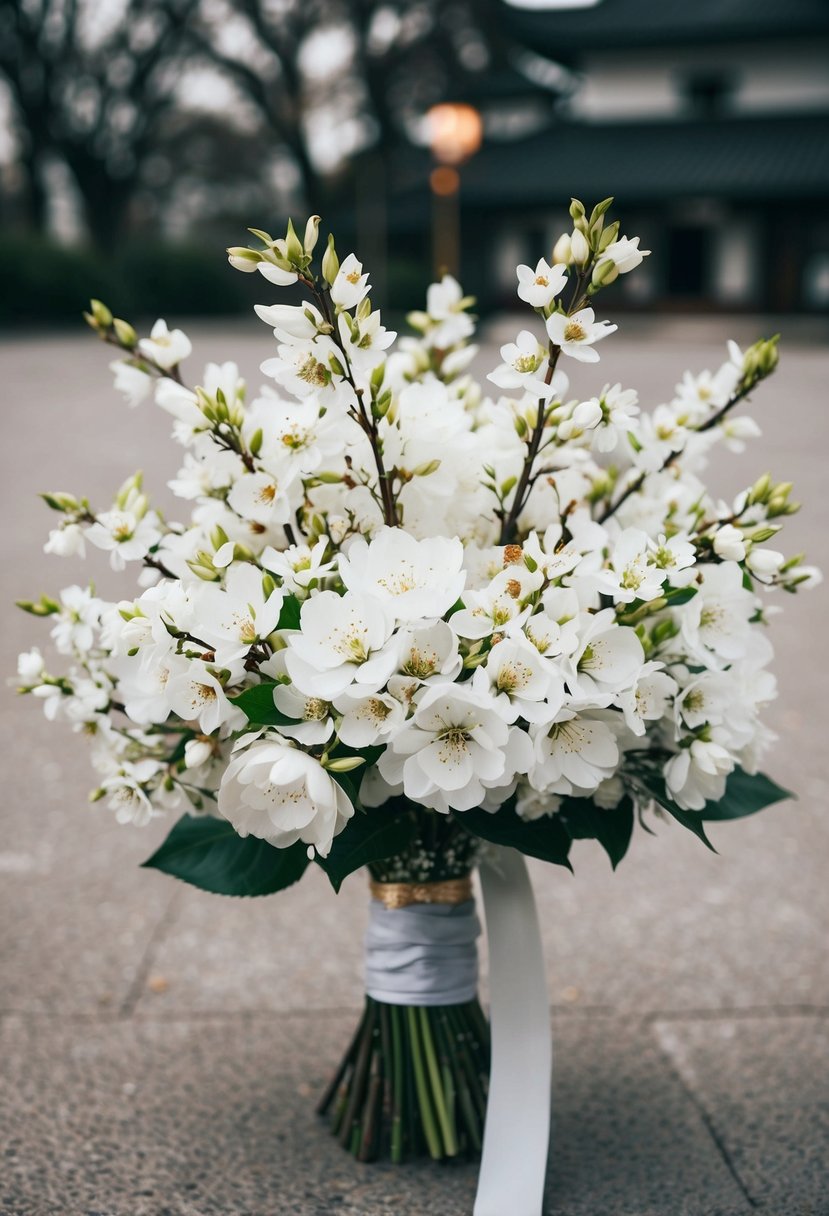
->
666, 225, 710, 296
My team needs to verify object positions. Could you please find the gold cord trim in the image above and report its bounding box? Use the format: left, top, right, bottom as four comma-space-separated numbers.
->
369, 876, 473, 909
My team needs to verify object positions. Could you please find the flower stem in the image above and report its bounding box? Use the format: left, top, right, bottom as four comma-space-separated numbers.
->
419, 1006, 458, 1157
390, 1004, 404, 1163
406, 1006, 443, 1159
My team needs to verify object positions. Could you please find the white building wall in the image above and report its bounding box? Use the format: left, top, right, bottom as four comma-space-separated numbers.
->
568, 40, 829, 121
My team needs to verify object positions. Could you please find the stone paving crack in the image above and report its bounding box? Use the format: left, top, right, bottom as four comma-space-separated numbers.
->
118, 887, 183, 1019
654, 1024, 759, 1211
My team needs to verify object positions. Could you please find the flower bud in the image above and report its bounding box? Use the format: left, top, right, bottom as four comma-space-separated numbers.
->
303, 215, 321, 255
591, 259, 619, 288
113, 318, 137, 347
184, 739, 214, 770
552, 233, 572, 264
746, 547, 784, 576
712, 524, 746, 561
598, 220, 620, 251
413, 459, 441, 477
324, 755, 366, 773
569, 198, 586, 222
570, 228, 590, 267
284, 218, 304, 265
40, 491, 80, 512
747, 473, 772, 505
322, 235, 339, 285
89, 298, 112, 329
226, 247, 261, 272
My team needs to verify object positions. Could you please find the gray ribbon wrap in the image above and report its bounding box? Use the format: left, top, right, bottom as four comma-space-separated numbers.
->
364, 897, 481, 1006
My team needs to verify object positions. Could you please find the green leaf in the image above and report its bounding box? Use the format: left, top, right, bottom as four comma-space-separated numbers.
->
229, 680, 296, 727
558, 796, 634, 869
141, 814, 309, 896
699, 768, 792, 820
664, 586, 698, 606
316, 804, 419, 892
633, 769, 716, 851
458, 803, 572, 870
277, 594, 302, 631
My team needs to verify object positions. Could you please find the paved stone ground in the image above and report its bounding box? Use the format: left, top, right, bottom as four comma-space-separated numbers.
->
1, 314, 828, 1216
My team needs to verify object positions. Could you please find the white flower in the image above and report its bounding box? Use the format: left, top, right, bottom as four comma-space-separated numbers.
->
515, 785, 562, 821
472, 635, 563, 724
396, 621, 461, 683
516, 258, 568, 308
259, 650, 334, 746
337, 308, 396, 370
227, 468, 298, 528
17, 648, 45, 682
334, 689, 405, 748
616, 661, 677, 736
246, 392, 346, 475
338, 528, 466, 622
112, 652, 183, 726
587, 383, 640, 453
138, 319, 191, 370
649, 533, 697, 585
557, 398, 604, 442
602, 235, 650, 274
50, 585, 102, 655
110, 359, 152, 407
44, 522, 87, 558
712, 524, 746, 562
285, 590, 397, 700
256, 302, 325, 343
331, 253, 370, 309
423, 276, 474, 348
595, 529, 668, 604
546, 307, 617, 363
565, 610, 645, 708
261, 537, 335, 595
261, 338, 339, 399
378, 683, 528, 813
218, 734, 354, 857
257, 262, 299, 286
680, 562, 756, 666
530, 710, 619, 796
85, 510, 162, 571
487, 330, 560, 400
102, 775, 158, 826
190, 562, 285, 667
167, 660, 247, 735
593, 775, 626, 809
664, 740, 734, 811
450, 564, 542, 640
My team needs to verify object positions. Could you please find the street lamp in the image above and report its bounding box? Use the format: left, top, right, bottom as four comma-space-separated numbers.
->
426, 102, 483, 278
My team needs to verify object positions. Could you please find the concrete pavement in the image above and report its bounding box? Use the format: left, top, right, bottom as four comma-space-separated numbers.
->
1, 315, 827, 1215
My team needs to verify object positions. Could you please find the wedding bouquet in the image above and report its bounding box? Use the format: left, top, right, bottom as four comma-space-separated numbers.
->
17, 198, 817, 1204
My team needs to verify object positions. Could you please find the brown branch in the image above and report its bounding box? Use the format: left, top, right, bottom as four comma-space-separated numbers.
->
596, 379, 759, 526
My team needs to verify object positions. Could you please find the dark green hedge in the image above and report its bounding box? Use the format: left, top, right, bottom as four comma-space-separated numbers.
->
0, 237, 261, 327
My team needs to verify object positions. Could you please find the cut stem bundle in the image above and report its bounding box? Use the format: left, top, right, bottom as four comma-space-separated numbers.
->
317, 996, 490, 1163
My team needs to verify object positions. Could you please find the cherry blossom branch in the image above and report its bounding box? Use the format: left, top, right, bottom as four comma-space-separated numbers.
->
301, 275, 398, 527
498, 270, 590, 545
596, 379, 758, 526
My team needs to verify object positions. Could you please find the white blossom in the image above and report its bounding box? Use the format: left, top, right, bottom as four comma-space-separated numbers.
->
138, 319, 191, 370
516, 258, 568, 308
546, 307, 617, 363
218, 734, 353, 857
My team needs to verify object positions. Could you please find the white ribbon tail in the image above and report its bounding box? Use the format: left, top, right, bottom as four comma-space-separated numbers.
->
475, 848, 552, 1216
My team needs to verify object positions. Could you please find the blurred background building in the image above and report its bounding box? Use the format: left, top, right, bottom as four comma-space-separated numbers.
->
1, 0, 828, 324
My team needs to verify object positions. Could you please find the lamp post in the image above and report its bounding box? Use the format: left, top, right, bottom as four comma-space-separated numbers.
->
426, 102, 483, 278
